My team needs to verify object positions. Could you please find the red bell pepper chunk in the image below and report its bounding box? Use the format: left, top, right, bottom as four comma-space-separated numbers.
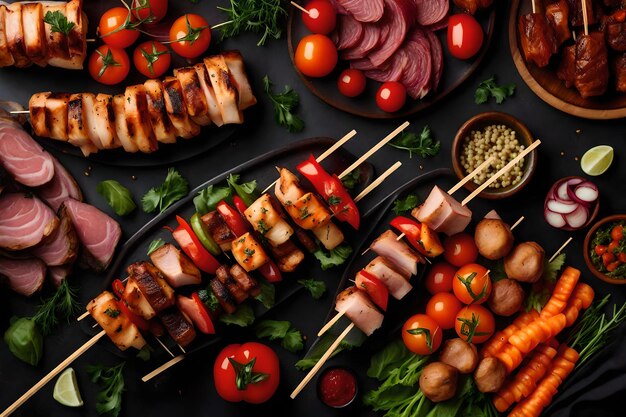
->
117, 299, 150, 333
176, 293, 216, 335
112, 278, 125, 299
296, 154, 360, 230
173, 215, 221, 274
355, 270, 389, 311
390, 216, 444, 258
216, 201, 250, 237
232, 195, 249, 216
258, 259, 282, 283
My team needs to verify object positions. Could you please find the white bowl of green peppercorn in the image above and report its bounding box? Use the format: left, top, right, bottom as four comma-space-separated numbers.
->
451, 111, 537, 200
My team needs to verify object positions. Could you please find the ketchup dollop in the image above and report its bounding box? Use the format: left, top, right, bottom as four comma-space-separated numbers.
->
318, 368, 357, 408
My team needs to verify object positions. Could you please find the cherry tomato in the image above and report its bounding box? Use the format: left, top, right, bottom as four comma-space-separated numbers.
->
214, 342, 280, 404
595, 244, 608, 256
132, 0, 168, 24
302, 0, 337, 35
609, 240, 620, 253
88, 45, 130, 85
426, 292, 463, 330
452, 263, 492, 305
169, 14, 211, 59
355, 270, 389, 311
424, 262, 457, 294
443, 232, 478, 267
611, 225, 624, 241
401, 314, 442, 355
602, 252, 616, 266
99, 7, 140, 49
607, 260, 622, 272
295, 34, 338, 78
337, 68, 366, 97
455, 305, 495, 344
619, 252, 626, 263
375, 81, 406, 113
447, 13, 484, 60
133, 40, 171, 78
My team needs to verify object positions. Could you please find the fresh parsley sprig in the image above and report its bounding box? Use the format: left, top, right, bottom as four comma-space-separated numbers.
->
217, 0, 287, 46
475, 76, 516, 104
142, 168, 189, 214
43, 10, 75, 35
388, 126, 441, 158
263, 75, 305, 133
87, 362, 126, 417
392, 194, 419, 215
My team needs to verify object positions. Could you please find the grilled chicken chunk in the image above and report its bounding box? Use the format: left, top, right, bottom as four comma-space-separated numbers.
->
229, 264, 261, 296
194, 63, 224, 126
245, 193, 294, 246
174, 66, 211, 126
160, 307, 196, 347
125, 84, 158, 153
231, 232, 269, 272
162, 76, 201, 139
112, 94, 139, 153
370, 230, 422, 276
93, 94, 120, 149
201, 210, 236, 251
0, 6, 15, 67
149, 243, 202, 288
335, 286, 384, 336
312, 221, 344, 251
65, 0, 86, 59
223, 50, 257, 110
67, 93, 97, 155
22, 3, 46, 66
123, 276, 157, 320
127, 261, 175, 314
144, 79, 177, 144
87, 291, 147, 351
204, 55, 243, 124
5, 3, 29, 67
216, 265, 248, 304
210, 278, 237, 314
364, 256, 413, 300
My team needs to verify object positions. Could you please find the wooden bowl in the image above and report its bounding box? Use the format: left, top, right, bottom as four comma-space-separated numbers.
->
583, 214, 626, 285
451, 111, 537, 200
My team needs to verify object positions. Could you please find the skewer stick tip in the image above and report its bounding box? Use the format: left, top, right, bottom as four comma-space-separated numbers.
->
291, 1, 310, 14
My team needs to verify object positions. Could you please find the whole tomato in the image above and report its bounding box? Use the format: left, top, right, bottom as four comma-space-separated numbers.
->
99, 7, 140, 49
169, 14, 211, 58
452, 263, 492, 305
447, 13, 484, 60
213, 342, 280, 404
295, 34, 338, 77
455, 305, 495, 344
443, 232, 478, 267
401, 314, 442, 355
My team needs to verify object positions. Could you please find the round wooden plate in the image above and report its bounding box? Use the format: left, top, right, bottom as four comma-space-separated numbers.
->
509, 0, 626, 120
287, 7, 496, 119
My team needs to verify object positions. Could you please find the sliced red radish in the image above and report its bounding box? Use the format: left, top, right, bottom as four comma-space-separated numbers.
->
545, 210, 567, 228
546, 199, 578, 214
564, 205, 589, 229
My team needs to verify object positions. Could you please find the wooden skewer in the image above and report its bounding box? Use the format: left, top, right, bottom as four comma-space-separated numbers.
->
155, 336, 175, 358
462, 140, 541, 207
86, 38, 96, 42
338, 122, 409, 179
317, 310, 346, 337
142, 354, 186, 382
261, 129, 356, 193
290, 1, 310, 14
0, 330, 106, 417
549, 237, 573, 263
291, 322, 355, 399
77, 310, 89, 321
510, 215, 525, 231
531, 0, 536, 13
581, 0, 589, 36
9, 110, 29, 114
354, 161, 402, 203
447, 156, 496, 195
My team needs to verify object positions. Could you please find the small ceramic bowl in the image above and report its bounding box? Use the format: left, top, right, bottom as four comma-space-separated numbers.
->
316, 366, 359, 409
451, 111, 538, 200
583, 214, 626, 285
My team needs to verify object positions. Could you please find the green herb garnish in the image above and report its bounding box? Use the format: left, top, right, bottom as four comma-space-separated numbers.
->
389, 125, 441, 158
475, 75, 516, 104
43, 10, 75, 35
263, 75, 304, 133
142, 168, 189, 214
97, 180, 136, 216
392, 194, 419, 215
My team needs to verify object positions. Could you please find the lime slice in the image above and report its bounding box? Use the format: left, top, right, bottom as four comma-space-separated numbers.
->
581, 145, 614, 176
53, 367, 83, 407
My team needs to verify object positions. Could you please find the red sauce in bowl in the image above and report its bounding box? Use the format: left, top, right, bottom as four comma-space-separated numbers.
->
318, 367, 357, 408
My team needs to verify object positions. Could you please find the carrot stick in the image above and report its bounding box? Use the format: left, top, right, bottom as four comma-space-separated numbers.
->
481, 310, 539, 358
509, 313, 567, 354
563, 283, 595, 326
540, 267, 580, 319
493, 343, 558, 412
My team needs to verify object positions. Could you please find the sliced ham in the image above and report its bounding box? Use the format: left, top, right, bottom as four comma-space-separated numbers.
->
336, 0, 384, 22
414, 0, 449, 26
367, 0, 416, 67
0, 256, 46, 296
425, 29, 444, 92
413, 186, 472, 236
49, 264, 73, 288
36, 156, 83, 211
0, 109, 54, 187
401, 28, 433, 99
30, 203, 78, 266
0, 193, 59, 251
342, 24, 382, 60
334, 14, 364, 50
149, 243, 201, 288
335, 286, 384, 336
62, 198, 121, 271
362, 48, 409, 82
369, 230, 421, 276
364, 256, 413, 300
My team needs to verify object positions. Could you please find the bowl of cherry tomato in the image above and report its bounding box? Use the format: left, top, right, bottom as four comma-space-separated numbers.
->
584, 215, 626, 284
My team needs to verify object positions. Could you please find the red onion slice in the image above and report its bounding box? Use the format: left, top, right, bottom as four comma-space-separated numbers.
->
575, 182, 599, 203
564, 204, 589, 229
556, 181, 570, 200
546, 199, 579, 214
545, 210, 567, 228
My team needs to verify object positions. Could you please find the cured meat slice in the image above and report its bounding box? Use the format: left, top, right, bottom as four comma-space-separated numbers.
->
401, 28, 433, 99
0, 110, 54, 187
335, 286, 384, 336
334, 14, 364, 50
0, 257, 46, 296
425, 29, 444, 92
0, 193, 59, 251
36, 156, 83, 211
368, 0, 416, 67
363, 48, 409, 82
30, 203, 78, 266
414, 0, 449, 26
336, 0, 384, 22
328, 0, 348, 14
62, 198, 121, 271
342, 24, 381, 60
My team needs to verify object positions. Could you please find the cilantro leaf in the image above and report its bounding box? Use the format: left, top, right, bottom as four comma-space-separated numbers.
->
253, 279, 276, 309
388, 126, 441, 158
313, 244, 353, 270
263, 75, 304, 133
475, 76, 516, 104
198, 288, 220, 314
193, 185, 232, 215
298, 278, 326, 300
340, 168, 361, 190
87, 362, 125, 417
219, 303, 255, 327
227, 174, 260, 207
141, 168, 188, 214
97, 180, 136, 216
392, 194, 419, 215
542, 253, 566, 283
282, 328, 304, 353
255, 320, 304, 353
147, 238, 165, 256
43, 10, 75, 35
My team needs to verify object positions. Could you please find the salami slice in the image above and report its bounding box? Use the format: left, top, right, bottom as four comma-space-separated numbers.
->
413, 0, 449, 27
334, 14, 364, 50
336, 0, 384, 22
342, 24, 382, 60
368, 0, 417, 67
425, 29, 444, 92
401, 28, 432, 99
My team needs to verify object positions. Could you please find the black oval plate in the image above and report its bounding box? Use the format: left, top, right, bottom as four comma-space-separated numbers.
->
287, 6, 496, 119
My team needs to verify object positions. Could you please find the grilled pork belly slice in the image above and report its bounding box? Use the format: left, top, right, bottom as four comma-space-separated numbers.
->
245, 193, 294, 246
149, 243, 201, 288
267, 239, 305, 273
204, 55, 243, 124
173, 66, 211, 126
201, 210, 236, 251
37, 155, 83, 211
92, 94, 120, 149
127, 261, 175, 314
162, 76, 201, 139
123, 276, 157, 320
370, 230, 421, 276
30, 203, 78, 266
22, 3, 46, 66
87, 291, 147, 351
67, 93, 97, 155
62, 198, 121, 271
193, 63, 224, 126
210, 278, 237, 314
159, 307, 196, 347
0, 256, 46, 296
335, 286, 384, 336
216, 265, 248, 304
229, 264, 261, 296
143, 79, 177, 144
124, 84, 158, 153
231, 232, 269, 272
414, 186, 472, 236
223, 50, 257, 110
0, 6, 15, 67
364, 256, 413, 300
112, 94, 139, 153
0, 193, 59, 251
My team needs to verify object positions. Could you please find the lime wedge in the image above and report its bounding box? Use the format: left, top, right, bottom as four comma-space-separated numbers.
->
581, 145, 614, 176
53, 367, 83, 407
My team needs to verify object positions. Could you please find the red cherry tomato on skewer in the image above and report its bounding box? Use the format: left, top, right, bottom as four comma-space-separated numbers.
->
302, 0, 337, 34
